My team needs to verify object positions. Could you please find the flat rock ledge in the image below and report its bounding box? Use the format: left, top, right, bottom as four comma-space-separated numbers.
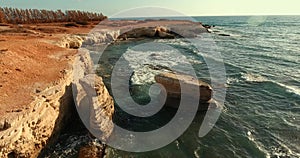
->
56, 20, 210, 48
0, 68, 74, 157
118, 26, 176, 40
155, 72, 213, 111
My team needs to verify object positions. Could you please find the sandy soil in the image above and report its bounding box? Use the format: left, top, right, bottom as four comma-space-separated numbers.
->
0, 22, 97, 115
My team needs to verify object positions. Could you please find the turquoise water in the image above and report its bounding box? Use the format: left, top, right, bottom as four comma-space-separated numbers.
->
98, 16, 300, 158
42, 16, 300, 158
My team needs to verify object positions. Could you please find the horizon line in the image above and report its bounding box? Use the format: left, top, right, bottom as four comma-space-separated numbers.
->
110, 14, 300, 19
1, 6, 300, 17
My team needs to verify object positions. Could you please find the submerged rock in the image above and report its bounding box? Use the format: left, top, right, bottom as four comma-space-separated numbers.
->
155, 72, 213, 110
218, 33, 230, 37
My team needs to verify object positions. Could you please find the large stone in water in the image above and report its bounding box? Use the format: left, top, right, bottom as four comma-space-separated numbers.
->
154, 72, 213, 110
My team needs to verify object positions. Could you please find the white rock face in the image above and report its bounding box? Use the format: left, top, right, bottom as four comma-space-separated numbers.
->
83, 29, 120, 45
77, 74, 114, 141
72, 51, 114, 142
57, 35, 84, 49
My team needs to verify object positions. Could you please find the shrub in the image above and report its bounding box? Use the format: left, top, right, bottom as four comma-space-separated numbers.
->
76, 21, 89, 25
64, 22, 79, 27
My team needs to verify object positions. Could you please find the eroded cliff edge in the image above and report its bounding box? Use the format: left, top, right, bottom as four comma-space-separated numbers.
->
0, 19, 211, 157
0, 22, 113, 157
1, 51, 91, 157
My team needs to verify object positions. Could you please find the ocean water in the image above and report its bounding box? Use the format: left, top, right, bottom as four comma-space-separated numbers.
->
44, 16, 300, 158
99, 16, 300, 158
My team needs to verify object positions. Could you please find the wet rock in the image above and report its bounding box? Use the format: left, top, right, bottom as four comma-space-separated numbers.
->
145, 64, 172, 72
203, 24, 212, 29
218, 33, 230, 37
78, 143, 104, 158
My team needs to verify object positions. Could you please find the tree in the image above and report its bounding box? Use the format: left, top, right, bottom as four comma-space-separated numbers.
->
0, 8, 5, 23
14, 8, 22, 23
0, 7, 107, 24
25, 9, 31, 23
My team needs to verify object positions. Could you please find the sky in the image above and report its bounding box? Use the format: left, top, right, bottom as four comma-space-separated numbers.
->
0, 0, 300, 17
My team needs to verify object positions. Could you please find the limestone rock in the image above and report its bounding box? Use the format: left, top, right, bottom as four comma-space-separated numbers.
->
72, 50, 114, 141
78, 143, 104, 158
0, 70, 75, 157
155, 26, 168, 33
169, 24, 208, 38
83, 30, 120, 45
0, 51, 101, 157
155, 72, 213, 110
74, 74, 114, 141
118, 24, 206, 39
58, 35, 84, 49
122, 27, 157, 38
157, 31, 175, 39
119, 26, 176, 39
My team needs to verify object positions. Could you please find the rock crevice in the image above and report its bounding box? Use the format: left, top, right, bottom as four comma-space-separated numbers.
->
0, 68, 75, 157
0, 49, 114, 157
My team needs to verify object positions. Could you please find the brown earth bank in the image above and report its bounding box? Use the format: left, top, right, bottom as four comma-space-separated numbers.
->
0, 19, 209, 157
0, 22, 96, 158
0, 22, 96, 116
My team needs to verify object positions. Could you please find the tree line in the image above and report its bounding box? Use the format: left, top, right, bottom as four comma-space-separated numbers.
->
0, 7, 107, 24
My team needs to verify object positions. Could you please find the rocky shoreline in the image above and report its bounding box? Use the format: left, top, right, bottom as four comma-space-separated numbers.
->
0, 19, 213, 157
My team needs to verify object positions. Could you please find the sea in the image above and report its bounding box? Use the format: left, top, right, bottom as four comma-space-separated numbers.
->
44, 16, 300, 158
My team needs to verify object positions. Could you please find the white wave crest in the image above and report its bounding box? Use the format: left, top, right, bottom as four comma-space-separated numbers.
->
274, 82, 300, 96
241, 72, 268, 82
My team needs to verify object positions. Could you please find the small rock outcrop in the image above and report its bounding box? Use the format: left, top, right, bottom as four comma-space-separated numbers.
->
57, 35, 84, 49
168, 24, 209, 38
118, 26, 175, 39
155, 72, 213, 110
83, 30, 120, 45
